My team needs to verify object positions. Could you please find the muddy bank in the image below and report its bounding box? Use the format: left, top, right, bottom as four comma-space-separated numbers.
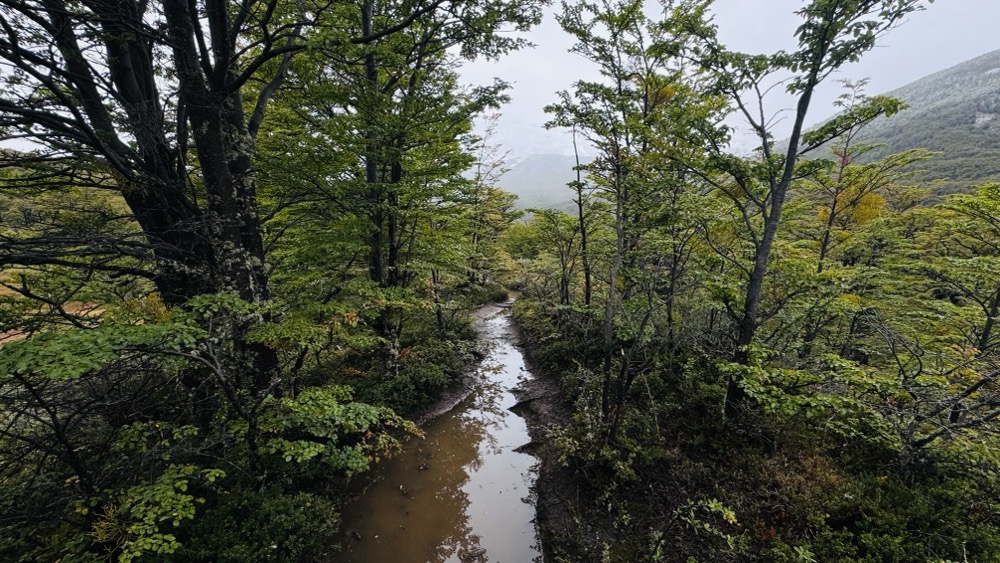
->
508, 372, 575, 562
509, 307, 634, 563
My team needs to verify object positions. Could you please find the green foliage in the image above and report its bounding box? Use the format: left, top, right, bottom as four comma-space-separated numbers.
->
720, 354, 900, 446
674, 498, 738, 547
0, 321, 202, 380
511, 298, 602, 375
259, 385, 418, 475
775, 471, 1000, 562
786, 0, 929, 87
354, 337, 477, 413
801, 95, 907, 152
0, 0, 549, 560
459, 280, 511, 305
513, 5, 1000, 558
0, 290, 434, 560
162, 488, 340, 563
4, 0, 1000, 562
87, 465, 225, 562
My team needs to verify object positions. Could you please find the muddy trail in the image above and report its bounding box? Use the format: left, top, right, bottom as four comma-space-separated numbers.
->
331, 302, 543, 563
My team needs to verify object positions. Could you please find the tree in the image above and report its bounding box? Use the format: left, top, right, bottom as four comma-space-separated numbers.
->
254, 0, 538, 384
530, 208, 581, 305
467, 114, 518, 285
0, 0, 303, 305
546, 0, 669, 429
316, 0, 538, 299
922, 183, 1000, 354
792, 80, 928, 273
570, 125, 595, 306
672, 0, 931, 416
546, 0, 726, 441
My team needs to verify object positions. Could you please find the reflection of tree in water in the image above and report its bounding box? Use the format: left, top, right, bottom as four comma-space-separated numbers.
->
465, 380, 507, 460
333, 310, 535, 563
422, 410, 489, 562
469, 342, 522, 416
333, 391, 494, 563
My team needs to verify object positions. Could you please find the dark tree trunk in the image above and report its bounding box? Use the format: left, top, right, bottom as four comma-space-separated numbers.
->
572, 129, 592, 306
979, 285, 1000, 352
726, 79, 818, 419
601, 173, 626, 422
559, 269, 571, 305
163, 0, 278, 398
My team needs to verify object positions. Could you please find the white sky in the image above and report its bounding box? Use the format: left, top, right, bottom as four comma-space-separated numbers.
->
461, 0, 1000, 156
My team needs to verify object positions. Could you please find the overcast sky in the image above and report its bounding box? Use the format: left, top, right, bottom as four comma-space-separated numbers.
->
461, 1, 1000, 156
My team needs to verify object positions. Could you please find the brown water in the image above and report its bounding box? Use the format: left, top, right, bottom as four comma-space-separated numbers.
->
332, 303, 542, 563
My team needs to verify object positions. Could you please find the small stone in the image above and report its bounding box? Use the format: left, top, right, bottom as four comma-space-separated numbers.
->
459, 547, 487, 561
351, 531, 362, 541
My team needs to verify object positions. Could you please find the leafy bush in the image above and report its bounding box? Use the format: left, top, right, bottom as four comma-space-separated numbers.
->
257, 384, 417, 476
162, 488, 339, 563
457, 280, 510, 305
356, 339, 474, 413
780, 470, 1000, 562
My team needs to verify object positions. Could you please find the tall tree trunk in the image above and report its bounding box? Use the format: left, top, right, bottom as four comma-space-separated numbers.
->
601, 172, 626, 422
559, 264, 571, 305
573, 127, 592, 306
817, 213, 836, 274
431, 268, 445, 333
164, 0, 278, 404
727, 79, 818, 419
361, 0, 386, 289
817, 151, 850, 274
165, 1, 271, 304
388, 142, 405, 289
979, 285, 1000, 352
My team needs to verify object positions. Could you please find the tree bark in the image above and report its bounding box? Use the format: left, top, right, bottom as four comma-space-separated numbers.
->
726, 77, 819, 419
573, 128, 592, 306
979, 285, 1000, 352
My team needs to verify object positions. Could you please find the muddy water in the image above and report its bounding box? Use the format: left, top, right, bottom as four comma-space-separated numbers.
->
333, 303, 542, 563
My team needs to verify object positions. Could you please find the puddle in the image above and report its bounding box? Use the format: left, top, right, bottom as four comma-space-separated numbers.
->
331, 304, 542, 563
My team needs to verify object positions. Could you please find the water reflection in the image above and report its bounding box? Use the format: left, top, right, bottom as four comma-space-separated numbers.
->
332, 308, 541, 563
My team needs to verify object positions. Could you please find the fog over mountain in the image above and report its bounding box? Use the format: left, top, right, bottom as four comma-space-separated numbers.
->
496, 48, 1000, 210
495, 154, 579, 210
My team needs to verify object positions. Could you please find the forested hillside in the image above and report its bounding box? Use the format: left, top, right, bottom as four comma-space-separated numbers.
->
1, 1, 999, 562
813, 49, 1000, 193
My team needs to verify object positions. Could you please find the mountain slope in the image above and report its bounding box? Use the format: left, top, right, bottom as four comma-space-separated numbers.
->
823, 49, 1000, 192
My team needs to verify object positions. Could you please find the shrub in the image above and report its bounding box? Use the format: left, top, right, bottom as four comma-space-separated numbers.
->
162, 489, 339, 563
